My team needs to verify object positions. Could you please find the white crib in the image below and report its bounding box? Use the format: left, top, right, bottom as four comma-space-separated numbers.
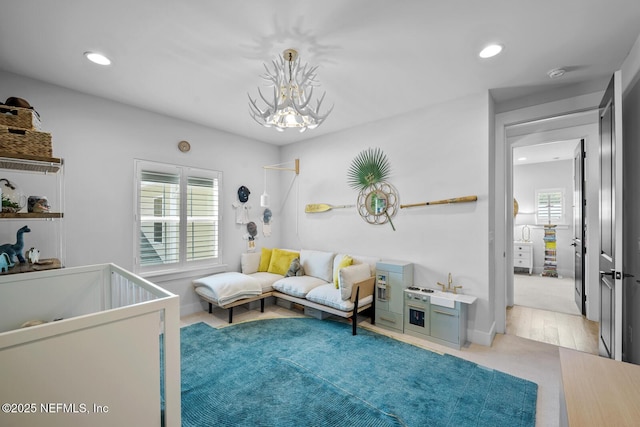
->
0, 263, 180, 427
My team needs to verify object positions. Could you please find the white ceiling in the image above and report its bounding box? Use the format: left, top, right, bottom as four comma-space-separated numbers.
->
513, 140, 579, 165
1, 1, 639, 146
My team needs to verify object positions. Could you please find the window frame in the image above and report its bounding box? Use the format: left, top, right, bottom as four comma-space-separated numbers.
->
134, 160, 222, 277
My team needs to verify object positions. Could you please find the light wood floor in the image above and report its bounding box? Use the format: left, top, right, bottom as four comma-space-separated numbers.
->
507, 305, 599, 354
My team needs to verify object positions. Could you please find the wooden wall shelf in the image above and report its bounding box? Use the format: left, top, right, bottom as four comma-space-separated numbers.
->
0, 153, 65, 272
0, 258, 62, 275
0, 212, 63, 219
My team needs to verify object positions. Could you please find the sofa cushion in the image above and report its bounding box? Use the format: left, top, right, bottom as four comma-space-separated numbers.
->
272, 275, 327, 298
267, 249, 300, 275
193, 272, 262, 306
241, 252, 261, 274
248, 272, 282, 292
300, 249, 335, 282
258, 247, 272, 272
339, 263, 372, 300
333, 255, 353, 288
334, 253, 379, 277
306, 284, 374, 312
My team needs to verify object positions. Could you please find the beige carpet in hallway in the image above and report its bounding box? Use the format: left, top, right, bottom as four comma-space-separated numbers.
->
514, 274, 581, 315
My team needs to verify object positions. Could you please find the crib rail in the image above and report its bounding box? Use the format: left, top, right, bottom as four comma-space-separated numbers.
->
110, 271, 158, 308
108, 263, 174, 309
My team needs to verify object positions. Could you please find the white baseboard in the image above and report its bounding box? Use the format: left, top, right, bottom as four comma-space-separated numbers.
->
181, 301, 207, 317
467, 321, 496, 347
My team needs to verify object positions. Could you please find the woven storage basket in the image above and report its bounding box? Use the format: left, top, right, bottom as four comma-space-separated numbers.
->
0, 125, 52, 157
0, 105, 41, 130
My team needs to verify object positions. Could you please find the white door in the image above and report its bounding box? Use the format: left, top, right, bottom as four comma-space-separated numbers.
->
599, 72, 624, 360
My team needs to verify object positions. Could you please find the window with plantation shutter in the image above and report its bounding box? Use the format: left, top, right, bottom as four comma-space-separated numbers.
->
535, 189, 564, 225
135, 160, 221, 275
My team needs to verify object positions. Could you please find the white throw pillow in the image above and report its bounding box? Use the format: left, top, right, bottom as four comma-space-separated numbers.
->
338, 263, 371, 301
241, 252, 261, 274
300, 249, 335, 282
333, 253, 379, 278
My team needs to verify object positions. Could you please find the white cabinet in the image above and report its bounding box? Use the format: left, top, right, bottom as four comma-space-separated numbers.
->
514, 241, 533, 275
430, 302, 465, 348
0, 154, 64, 274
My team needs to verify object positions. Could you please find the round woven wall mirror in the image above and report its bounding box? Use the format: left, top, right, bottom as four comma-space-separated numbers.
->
357, 182, 398, 226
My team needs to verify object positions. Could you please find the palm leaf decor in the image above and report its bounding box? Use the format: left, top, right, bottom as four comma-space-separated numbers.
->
347, 147, 391, 191
348, 148, 398, 231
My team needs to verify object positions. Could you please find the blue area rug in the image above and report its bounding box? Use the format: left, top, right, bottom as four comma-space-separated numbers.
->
179, 318, 537, 427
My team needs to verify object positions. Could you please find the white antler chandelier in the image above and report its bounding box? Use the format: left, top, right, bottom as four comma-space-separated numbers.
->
248, 49, 333, 132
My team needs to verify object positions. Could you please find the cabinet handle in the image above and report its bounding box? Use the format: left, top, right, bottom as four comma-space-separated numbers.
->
433, 310, 455, 316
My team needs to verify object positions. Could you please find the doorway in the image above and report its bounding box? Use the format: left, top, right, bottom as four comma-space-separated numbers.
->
509, 139, 598, 353
496, 109, 599, 352
512, 140, 581, 311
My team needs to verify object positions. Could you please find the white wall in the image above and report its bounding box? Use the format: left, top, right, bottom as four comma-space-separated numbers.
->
513, 159, 574, 278
0, 70, 280, 315
279, 92, 494, 344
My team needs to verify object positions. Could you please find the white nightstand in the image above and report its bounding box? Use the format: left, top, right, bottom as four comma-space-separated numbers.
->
514, 241, 533, 275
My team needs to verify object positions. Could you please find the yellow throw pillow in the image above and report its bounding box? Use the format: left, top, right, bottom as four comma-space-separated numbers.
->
267, 249, 300, 276
258, 248, 273, 272
334, 255, 353, 288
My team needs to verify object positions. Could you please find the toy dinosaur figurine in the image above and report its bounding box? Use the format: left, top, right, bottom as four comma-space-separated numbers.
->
0, 225, 31, 263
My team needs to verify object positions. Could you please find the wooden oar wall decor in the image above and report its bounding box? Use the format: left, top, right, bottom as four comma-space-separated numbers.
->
305, 203, 355, 213
400, 195, 478, 209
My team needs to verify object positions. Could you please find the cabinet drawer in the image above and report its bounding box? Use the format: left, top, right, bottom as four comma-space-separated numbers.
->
514, 251, 530, 258
514, 245, 531, 253
375, 310, 403, 331
514, 259, 530, 267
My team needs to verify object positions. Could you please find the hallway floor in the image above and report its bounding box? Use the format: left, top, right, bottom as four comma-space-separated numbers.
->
510, 273, 598, 354
507, 305, 599, 354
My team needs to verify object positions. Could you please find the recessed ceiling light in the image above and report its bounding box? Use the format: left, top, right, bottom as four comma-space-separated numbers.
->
84, 52, 112, 66
479, 44, 503, 59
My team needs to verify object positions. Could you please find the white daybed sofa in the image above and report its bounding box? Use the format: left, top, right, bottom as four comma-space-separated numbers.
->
193, 248, 379, 335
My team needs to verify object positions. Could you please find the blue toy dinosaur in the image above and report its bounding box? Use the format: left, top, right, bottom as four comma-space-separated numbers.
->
0, 225, 31, 263
0, 252, 14, 272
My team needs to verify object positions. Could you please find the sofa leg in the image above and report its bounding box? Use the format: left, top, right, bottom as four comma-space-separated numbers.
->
208, 302, 212, 314
260, 298, 265, 313
228, 307, 233, 324
352, 312, 357, 335
371, 296, 376, 325
352, 287, 360, 335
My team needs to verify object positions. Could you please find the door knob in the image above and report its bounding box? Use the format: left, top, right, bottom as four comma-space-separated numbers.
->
571, 243, 577, 247
599, 270, 615, 277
